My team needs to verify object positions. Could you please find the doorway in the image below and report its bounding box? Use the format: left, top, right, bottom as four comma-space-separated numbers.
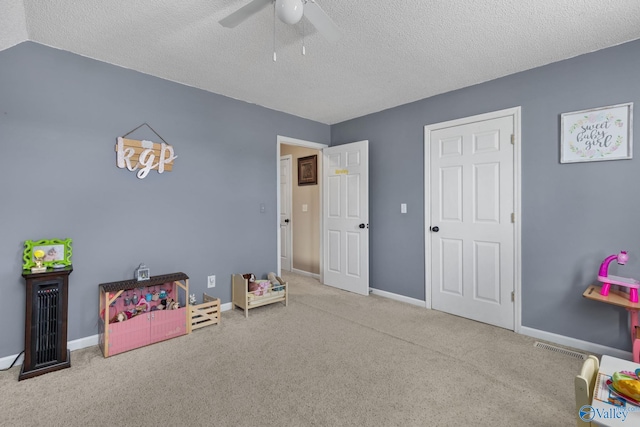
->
424, 107, 521, 331
277, 136, 327, 279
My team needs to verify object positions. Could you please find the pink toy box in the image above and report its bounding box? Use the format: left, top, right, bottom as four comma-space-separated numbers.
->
99, 272, 189, 357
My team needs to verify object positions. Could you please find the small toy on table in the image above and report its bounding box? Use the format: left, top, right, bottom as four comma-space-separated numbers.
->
611, 370, 640, 403
598, 251, 640, 303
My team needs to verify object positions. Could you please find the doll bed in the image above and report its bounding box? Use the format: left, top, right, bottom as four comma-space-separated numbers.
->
232, 273, 288, 318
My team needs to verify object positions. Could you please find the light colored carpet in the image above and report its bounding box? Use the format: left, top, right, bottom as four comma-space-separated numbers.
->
0, 272, 584, 426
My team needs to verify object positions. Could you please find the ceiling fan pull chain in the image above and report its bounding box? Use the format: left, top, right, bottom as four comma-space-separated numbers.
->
273, 1, 277, 62
302, 18, 306, 55
219, 0, 341, 46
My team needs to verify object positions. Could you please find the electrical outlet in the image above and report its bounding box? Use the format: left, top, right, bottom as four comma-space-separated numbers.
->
207, 275, 216, 288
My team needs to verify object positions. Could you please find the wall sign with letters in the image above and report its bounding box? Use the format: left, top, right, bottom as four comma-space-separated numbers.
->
115, 137, 178, 179
560, 102, 633, 163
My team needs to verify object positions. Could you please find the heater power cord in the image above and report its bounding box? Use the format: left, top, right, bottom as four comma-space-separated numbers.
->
0, 351, 24, 371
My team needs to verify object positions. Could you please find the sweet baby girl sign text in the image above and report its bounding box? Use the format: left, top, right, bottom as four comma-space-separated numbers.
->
561, 103, 633, 163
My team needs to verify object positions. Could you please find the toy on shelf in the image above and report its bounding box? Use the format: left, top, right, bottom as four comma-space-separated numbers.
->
598, 251, 640, 303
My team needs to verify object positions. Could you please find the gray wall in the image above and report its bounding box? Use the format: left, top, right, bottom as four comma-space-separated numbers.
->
0, 42, 329, 358
332, 39, 640, 352
3, 38, 640, 359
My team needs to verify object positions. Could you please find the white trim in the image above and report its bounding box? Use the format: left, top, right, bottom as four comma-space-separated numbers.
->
0, 352, 23, 370
424, 106, 522, 331
367, 285, 631, 360
513, 107, 522, 333
0, 333, 100, 370
520, 326, 631, 360
424, 126, 432, 310
424, 126, 431, 310
277, 135, 327, 150
68, 334, 99, 351
1, 303, 237, 369
276, 135, 327, 282
291, 268, 321, 280
1, 306, 628, 370
370, 288, 426, 307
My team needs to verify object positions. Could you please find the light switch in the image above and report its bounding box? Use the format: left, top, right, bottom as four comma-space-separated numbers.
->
401, 203, 407, 214
302, 204, 308, 212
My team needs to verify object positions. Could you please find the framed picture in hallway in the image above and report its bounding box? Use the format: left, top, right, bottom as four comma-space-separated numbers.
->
560, 102, 633, 163
298, 155, 317, 186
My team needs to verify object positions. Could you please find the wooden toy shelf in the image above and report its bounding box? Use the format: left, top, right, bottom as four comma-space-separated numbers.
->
99, 272, 189, 357
232, 274, 288, 317
583, 284, 640, 310
583, 284, 640, 362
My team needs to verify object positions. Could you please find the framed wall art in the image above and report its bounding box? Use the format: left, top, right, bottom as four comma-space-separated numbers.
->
560, 102, 633, 163
298, 155, 317, 186
23, 238, 73, 270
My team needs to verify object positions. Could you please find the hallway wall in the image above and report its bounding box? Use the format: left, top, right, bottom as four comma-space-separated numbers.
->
281, 144, 321, 274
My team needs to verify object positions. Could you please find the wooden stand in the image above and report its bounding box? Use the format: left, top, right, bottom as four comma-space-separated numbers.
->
20, 267, 73, 381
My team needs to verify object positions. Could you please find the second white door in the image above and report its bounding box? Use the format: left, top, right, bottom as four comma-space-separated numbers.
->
323, 140, 369, 295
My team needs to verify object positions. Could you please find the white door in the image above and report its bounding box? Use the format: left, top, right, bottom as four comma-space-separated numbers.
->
428, 113, 515, 329
323, 140, 369, 295
280, 155, 292, 272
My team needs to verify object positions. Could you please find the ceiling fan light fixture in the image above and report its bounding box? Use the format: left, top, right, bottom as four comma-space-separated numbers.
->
276, 0, 304, 25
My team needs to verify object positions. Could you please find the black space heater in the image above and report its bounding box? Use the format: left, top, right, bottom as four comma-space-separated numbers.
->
19, 267, 72, 381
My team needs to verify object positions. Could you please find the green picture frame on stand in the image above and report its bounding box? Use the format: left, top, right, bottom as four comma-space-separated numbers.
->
23, 238, 73, 270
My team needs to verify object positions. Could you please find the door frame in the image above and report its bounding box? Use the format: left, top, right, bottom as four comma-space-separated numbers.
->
423, 106, 522, 333
276, 135, 328, 278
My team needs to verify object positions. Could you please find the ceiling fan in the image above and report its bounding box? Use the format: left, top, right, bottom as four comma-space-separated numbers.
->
219, 0, 341, 44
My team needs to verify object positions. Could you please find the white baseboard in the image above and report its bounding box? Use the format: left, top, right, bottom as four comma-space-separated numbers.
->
291, 268, 320, 280
0, 333, 101, 370
368, 290, 632, 359
68, 334, 99, 351
0, 352, 24, 370
1, 302, 237, 370
519, 326, 632, 360
3, 303, 629, 369
370, 287, 426, 307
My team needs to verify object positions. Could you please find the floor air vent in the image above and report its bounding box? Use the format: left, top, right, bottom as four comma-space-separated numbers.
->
534, 342, 587, 360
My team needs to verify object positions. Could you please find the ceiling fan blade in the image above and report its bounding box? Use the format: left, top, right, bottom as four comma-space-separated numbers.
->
303, 0, 341, 43
219, 0, 273, 28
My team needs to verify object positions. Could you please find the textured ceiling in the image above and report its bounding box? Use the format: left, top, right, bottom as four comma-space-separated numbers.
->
2, 0, 640, 124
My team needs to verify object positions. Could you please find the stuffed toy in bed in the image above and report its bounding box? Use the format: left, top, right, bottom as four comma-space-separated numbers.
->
249, 280, 270, 296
